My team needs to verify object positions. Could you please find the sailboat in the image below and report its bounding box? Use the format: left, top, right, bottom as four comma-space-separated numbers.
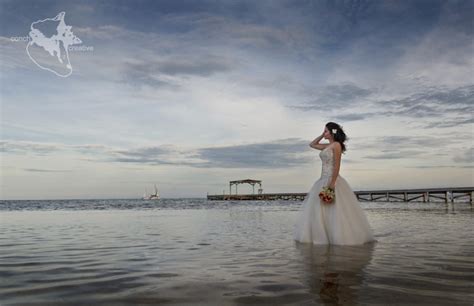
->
143, 184, 160, 200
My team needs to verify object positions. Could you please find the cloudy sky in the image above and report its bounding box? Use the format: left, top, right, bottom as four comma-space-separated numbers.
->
1, 0, 473, 200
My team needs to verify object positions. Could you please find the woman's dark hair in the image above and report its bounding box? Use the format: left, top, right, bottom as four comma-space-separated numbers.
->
326, 122, 348, 154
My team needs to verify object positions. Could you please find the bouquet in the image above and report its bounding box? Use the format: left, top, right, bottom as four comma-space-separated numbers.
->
319, 186, 335, 204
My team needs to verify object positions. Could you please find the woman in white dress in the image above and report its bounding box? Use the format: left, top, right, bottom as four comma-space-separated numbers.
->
294, 122, 375, 245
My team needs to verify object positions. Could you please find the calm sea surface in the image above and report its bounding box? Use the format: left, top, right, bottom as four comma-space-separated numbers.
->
0, 199, 473, 305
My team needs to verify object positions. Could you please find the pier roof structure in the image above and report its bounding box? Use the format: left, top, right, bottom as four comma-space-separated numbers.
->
229, 179, 262, 195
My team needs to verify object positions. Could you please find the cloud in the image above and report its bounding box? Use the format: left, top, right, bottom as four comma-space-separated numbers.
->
289, 83, 374, 111
453, 147, 474, 163
379, 85, 474, 109
157, 57, 232, 77
1, 140, 62, 155
4, 132, 470, 170
111, 145, 183, 165
424, 116, 473, 128
194, 138, 313, 168
334, 113, 376, 121
364, 151, 426, 160
290, 85, 474, 125
120, 55, 233, 88
374, 135, 460, 149
374, 85, 474, 126
23, 168, 72, 173
1, 140, 114, 155
408, 165, 473, 169
109, 138, 314, 169
349, 135, 467, 161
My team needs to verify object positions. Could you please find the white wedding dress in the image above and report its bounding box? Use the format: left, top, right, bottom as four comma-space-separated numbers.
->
294, 146, 375, 245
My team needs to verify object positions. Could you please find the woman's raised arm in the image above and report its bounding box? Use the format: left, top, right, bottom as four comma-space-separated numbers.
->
309, 133, 328, 150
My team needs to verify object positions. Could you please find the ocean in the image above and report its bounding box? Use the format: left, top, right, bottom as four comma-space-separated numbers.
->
0, 199, 473, 305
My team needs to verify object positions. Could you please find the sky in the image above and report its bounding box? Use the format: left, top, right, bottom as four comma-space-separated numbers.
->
0, 0, 473, 200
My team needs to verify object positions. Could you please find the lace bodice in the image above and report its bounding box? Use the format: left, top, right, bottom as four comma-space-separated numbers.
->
319, 146, 334, 183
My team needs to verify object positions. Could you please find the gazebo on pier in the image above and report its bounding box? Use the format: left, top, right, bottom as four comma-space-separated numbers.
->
229, 179, 263, 195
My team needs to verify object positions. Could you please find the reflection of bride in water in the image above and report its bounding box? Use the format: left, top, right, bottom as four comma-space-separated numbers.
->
295, 243, 375, 305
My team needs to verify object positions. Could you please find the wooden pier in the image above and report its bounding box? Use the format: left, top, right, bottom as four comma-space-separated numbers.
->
207, 186, 473, 203
207, 192, 307, 201
355, 187, 473, 203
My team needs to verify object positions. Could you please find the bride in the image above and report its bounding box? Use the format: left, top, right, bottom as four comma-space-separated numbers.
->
293, 122, 375, 245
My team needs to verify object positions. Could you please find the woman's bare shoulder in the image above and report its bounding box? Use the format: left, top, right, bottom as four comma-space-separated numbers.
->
329, 142, 342, 152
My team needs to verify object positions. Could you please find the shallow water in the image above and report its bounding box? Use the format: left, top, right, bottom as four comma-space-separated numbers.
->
0, 199, 473, 305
